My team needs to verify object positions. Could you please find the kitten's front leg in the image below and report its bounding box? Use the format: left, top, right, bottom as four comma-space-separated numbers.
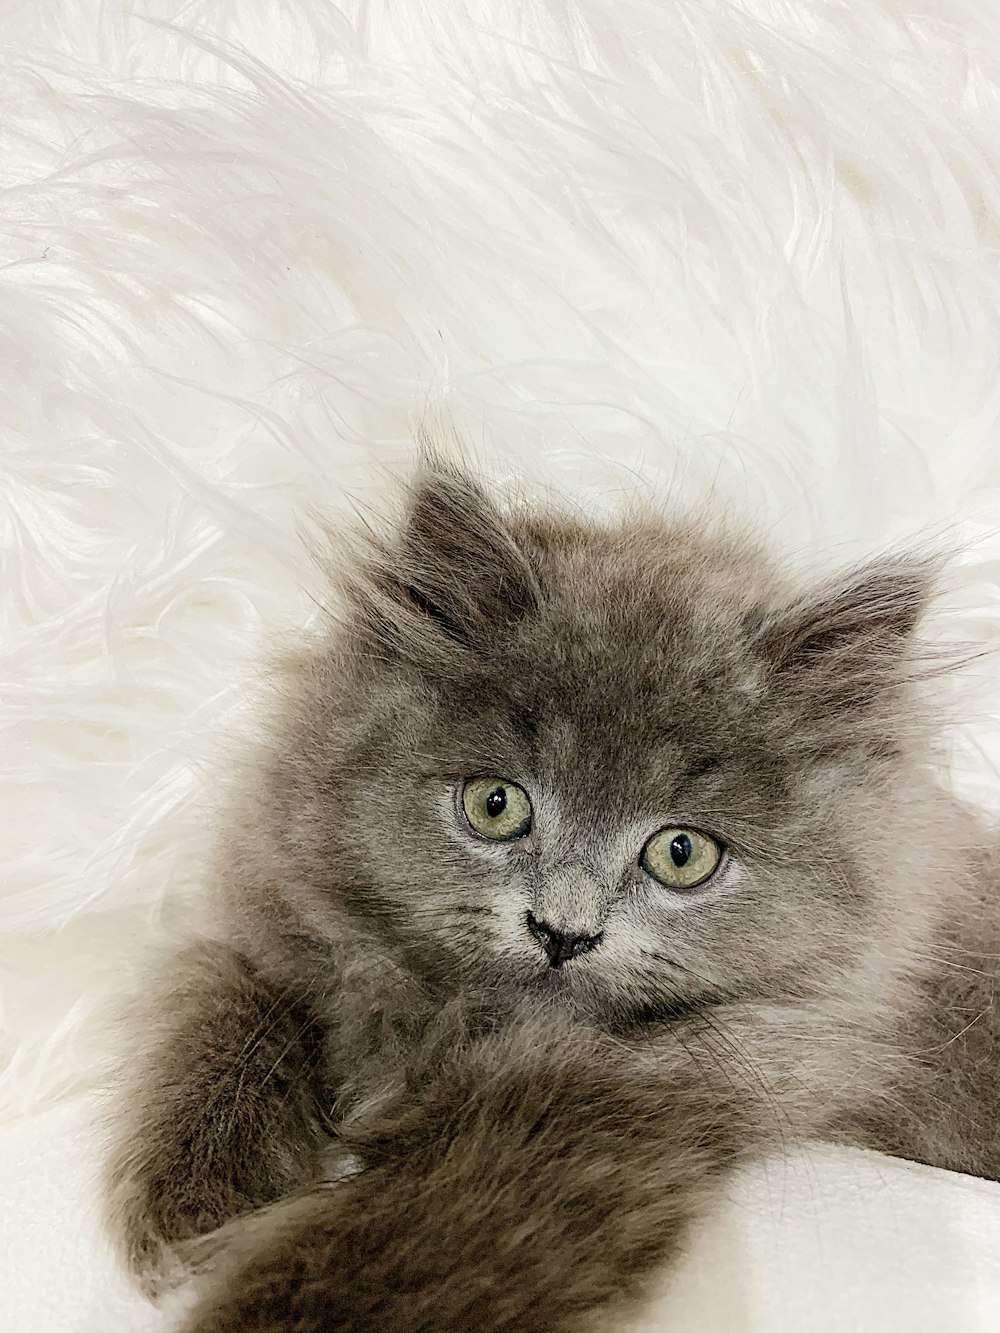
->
104, 942, 330, 1291
176, 1014, 777, 1333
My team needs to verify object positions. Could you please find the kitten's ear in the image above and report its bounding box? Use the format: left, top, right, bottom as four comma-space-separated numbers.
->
363, 464, 541, 654
755, 557, 936, 700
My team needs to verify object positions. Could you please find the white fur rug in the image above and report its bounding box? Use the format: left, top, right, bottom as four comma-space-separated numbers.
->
4, 1, 1000, 1328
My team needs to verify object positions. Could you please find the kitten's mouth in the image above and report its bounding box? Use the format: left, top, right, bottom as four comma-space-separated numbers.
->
519, 954, 600, 1003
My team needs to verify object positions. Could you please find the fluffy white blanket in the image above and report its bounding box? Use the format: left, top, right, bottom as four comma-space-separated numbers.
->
4, 1, 1000, 1328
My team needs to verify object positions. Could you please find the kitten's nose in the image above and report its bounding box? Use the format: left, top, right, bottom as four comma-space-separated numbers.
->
525, 912, 603, 969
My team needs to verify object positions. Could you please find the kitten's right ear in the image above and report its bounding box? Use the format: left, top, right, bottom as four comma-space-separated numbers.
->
753, 556, 937, 706
354, 463, 541, 659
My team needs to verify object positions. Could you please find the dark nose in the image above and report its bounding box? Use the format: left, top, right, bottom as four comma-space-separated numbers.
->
526, 912, 603, 969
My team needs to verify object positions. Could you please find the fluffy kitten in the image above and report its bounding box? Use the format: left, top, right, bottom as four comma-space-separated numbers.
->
106, 460, 1000, 1333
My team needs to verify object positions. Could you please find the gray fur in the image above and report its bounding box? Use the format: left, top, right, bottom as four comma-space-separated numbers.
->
105, 460, 1000, 1332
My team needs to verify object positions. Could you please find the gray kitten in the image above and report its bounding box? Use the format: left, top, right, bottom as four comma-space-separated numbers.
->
106, 460, 1000, 1333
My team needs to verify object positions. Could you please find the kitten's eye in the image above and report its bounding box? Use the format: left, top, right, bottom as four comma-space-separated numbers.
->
641, 827, 723, 890
462, 777, 532, 841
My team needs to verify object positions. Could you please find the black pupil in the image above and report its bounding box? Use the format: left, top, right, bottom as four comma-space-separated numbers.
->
670, 833, 692, 867
485, 787, 507, 819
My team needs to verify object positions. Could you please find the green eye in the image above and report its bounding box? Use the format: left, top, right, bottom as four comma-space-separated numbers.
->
462, 777, 532, 841
641, 827, 723, 890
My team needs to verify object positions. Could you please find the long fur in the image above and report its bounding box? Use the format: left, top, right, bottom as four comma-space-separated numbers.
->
104, 462, 1000, 1331
5, 0, 1000, 1325
5, 0, 1000, 1119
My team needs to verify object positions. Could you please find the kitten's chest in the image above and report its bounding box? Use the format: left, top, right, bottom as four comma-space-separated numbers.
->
314, 962, 436, 1124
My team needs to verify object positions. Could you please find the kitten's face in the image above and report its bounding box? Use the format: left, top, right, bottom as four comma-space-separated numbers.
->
270, 468, 931, 1029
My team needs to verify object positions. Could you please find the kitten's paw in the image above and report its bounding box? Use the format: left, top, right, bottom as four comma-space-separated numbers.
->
123, 1231, 196, 1301
110, 1191, 221, 1299
171, 1227, 237, 1282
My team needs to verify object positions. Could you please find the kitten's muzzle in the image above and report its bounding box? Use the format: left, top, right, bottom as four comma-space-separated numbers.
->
525, 911, 603, 969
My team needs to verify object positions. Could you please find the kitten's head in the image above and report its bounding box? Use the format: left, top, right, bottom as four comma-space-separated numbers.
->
253, 463, 940, 1029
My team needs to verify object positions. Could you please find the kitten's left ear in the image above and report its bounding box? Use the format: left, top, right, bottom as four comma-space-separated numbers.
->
755, 557, 936, 700
365, 462, 541, 654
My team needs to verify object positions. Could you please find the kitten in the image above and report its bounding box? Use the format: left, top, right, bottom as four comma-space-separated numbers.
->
105, 459, 1000, 1333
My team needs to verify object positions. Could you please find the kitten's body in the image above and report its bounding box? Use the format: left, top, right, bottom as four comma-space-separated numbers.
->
107, 464, 1000, 1332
